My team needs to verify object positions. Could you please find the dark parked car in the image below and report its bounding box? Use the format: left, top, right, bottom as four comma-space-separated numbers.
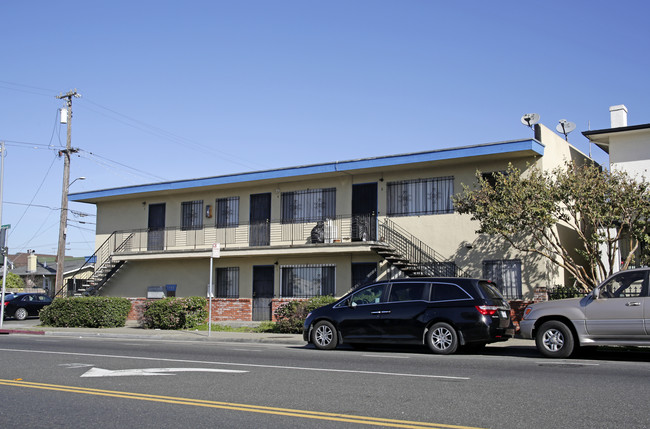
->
303, 278, 514, 354
2, 293, 53, 320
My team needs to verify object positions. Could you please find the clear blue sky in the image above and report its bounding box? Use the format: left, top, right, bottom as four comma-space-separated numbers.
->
1, 1, 649, 257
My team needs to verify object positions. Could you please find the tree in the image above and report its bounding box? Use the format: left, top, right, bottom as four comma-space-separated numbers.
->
453, 161, 650, 290
2, 272, 25, 290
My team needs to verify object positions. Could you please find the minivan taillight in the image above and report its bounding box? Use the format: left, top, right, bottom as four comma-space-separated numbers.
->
475, 305, 498, 315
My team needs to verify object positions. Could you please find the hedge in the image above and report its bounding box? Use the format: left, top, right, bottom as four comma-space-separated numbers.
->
39, 297, 132, 328
273, 296, 337, 334
141, 296, 208, 330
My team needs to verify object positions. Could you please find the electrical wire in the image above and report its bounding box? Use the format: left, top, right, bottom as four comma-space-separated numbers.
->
76, 150, 167, 183
9, 153, 58, 237
79, 97, 268, 171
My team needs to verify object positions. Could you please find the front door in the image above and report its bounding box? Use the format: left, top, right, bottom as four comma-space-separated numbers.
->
250, 193, 271, 246
351, 263, 377, 290
252, 265, 275, 321
352, 183, 377, 241
148, 203, 166, 251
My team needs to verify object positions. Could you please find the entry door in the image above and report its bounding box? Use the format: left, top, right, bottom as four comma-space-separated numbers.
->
148, 203, 166, 251
351, 263, 378, 290
352, 183, 377, 241
252, 265, 275, 321
250, 193, 271, 246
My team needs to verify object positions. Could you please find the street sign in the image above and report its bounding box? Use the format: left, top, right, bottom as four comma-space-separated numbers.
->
212, 243, 221, 258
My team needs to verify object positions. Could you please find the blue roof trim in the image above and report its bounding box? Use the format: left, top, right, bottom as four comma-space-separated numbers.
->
70, 139, 543, 201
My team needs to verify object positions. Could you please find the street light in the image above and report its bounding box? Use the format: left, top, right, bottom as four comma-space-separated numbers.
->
70, 177, 86, 187
54, 176, 86, 298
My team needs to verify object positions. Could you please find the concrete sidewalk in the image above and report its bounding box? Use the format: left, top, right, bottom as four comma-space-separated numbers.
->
0, 318, 534, 348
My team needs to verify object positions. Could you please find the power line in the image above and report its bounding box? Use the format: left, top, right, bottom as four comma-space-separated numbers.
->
80, 97, 268, 171
77, 149, 167, 182
8, 153, 58, 237
0, 80, 57, 97
3, 202, 95, 217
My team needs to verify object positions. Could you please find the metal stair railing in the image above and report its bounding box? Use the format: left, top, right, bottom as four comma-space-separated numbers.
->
59, 232, 134, 297
378, 218, 467, 277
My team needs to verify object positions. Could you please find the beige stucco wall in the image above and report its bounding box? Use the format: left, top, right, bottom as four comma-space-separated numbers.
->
103, 253, 383, 298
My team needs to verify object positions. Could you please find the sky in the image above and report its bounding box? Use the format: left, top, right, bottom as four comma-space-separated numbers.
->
1, 0, 649, 258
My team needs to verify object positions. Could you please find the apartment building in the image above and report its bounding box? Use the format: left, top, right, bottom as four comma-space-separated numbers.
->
69, 123, 589, 321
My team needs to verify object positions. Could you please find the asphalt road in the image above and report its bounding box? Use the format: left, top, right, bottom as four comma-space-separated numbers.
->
1, 330, 649, 429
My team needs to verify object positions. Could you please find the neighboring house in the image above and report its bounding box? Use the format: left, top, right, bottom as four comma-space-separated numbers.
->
69, 123, 591, 321
3, 251, 94, 294
583, 105, 650, 272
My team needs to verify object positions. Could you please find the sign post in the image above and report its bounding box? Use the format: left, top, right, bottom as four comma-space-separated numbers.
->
208, 243, 221, 337
0, 224, 10, 328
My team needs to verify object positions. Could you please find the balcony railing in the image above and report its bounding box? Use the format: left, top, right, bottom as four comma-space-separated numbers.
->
115, 214, 378, 254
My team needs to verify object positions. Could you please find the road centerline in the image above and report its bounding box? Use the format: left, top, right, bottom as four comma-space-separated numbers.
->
0, 379, 485, 429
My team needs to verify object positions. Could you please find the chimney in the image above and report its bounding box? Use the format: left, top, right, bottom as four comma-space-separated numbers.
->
609, 105, 628, 128
27, 251, 37, 273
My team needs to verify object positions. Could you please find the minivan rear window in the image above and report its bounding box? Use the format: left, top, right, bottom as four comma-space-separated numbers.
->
388, 282, 429, 302
478, 281, 505, 299
431, 282, 472, 301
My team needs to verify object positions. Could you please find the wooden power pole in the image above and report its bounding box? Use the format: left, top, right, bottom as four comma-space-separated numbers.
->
54, 90, 80, 298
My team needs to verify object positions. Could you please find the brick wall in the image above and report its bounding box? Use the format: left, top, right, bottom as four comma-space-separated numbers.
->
508, 287, 547, 332
125, 297, 307, 323
209, 299, 252, 321
126, 298, 254, 322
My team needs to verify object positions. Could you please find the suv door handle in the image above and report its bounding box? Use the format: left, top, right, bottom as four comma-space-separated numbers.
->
371, 311, 382, 315
625, 302, 641, 307
381, 311, 392, 314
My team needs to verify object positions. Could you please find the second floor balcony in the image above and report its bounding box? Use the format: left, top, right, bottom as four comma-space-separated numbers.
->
114, 214, 379, 255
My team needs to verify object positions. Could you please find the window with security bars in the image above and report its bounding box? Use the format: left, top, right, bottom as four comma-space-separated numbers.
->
216, 197, 239, 228
387, 177, 454, 216
181, 200, 203, 230
281, 188, 336, 223
482, 259, 522, 299
281, 265, 335, 297
215, 267, 239, 298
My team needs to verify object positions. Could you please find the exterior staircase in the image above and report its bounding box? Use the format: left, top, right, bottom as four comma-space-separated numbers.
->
67, 232, 134, 296
374, 218, 466, 278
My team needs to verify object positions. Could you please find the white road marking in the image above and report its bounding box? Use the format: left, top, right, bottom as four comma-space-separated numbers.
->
0, 348, 469, 380
362, 354, 410, 359
59, 363, 94, 369
81, 367, 247, 377
536, 361, 600, 366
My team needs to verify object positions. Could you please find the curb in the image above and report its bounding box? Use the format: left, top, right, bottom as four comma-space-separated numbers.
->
0, 329, 45, 335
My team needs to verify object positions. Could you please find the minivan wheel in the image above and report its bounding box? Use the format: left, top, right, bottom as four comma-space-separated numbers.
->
14, 308, 28, 321
536, 320, 575, 358
426, 322, 458, 355
312, 321, 338, 350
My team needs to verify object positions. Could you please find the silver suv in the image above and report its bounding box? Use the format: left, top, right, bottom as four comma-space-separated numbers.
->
520, 268, 649, 358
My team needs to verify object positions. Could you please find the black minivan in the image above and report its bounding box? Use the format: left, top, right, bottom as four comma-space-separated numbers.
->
303, 278, 514, 354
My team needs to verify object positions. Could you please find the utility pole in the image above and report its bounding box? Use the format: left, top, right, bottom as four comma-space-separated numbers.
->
54, 90, 81, 298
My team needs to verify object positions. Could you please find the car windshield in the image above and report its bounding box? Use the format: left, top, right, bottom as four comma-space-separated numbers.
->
478, 281, 505, 299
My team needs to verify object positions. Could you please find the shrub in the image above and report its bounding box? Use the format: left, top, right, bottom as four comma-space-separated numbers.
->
39, 297, 132, 328
274, 295, 337, 334
548, 285, 586, 300
3, 272, 25, 290
142, 297, 208, 330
